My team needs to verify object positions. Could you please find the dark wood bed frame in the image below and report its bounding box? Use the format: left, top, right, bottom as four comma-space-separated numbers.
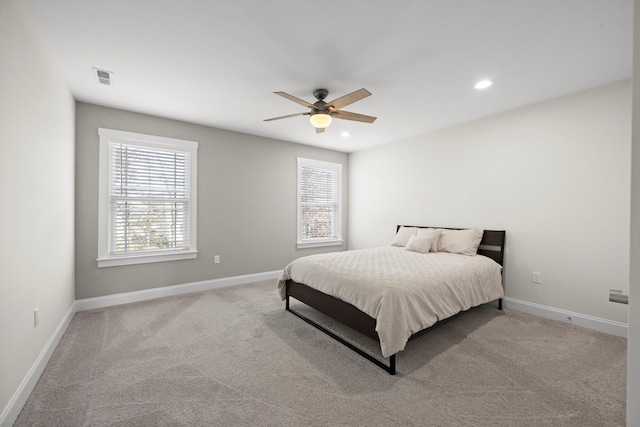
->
285, 226, 506, 375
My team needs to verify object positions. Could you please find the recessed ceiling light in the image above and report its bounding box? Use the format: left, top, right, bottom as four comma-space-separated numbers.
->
474, 80, 492, 90
341, 131, 350, 138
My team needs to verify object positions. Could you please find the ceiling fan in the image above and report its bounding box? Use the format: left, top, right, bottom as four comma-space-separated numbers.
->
264, 88, 377, 133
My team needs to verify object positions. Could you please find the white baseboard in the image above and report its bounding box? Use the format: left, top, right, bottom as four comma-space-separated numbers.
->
504, 297, 628, 338
75, 270, 282, 311
1, 270, 282, 426
0, 303, 76, 427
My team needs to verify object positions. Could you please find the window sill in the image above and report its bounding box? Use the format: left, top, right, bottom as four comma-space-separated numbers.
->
97, 250, 197, 268
296, 240, 344, 249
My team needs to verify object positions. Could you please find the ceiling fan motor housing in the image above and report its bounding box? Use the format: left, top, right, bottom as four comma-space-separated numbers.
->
313, 100, 328, 112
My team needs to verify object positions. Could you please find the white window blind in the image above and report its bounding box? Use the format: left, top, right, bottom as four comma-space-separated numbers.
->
297, 158, 342, 247
98, 129, 198, 267
110, 143, 190, 254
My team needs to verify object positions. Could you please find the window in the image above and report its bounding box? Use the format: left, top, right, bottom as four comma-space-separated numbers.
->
97, 128, 198, 267
297, 157, 343, 248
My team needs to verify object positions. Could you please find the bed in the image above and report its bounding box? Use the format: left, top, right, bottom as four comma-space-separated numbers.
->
277, 226, 506, 374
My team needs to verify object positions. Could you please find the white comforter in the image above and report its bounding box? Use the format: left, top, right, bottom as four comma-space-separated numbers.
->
278, 246, 504, 358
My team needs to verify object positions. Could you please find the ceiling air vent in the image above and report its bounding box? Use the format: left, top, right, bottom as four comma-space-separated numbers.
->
93, 68, 112, 85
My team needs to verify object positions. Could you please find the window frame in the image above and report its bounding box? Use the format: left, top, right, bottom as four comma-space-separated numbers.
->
97, 128, 198, 267
296, 157, 343, 249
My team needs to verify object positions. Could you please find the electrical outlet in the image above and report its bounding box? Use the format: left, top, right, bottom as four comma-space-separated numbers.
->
214, 255, 220, 264
532, 272, 542, 284
34, 308, 39, 327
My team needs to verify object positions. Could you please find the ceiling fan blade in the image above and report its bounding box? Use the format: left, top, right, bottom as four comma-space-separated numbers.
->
274, 92, 316, 109
326, 88, 371, 110
332, 110, 377, 123
315, 127, 325, 134
264, 112, 309, 122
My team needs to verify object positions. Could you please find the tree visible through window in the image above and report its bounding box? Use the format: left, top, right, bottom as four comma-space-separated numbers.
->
297, 158, 342, 247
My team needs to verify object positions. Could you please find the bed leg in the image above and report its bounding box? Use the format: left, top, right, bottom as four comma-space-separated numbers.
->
389, 355, 396, 375
498, 298, 503, 310
286, 295, 290, 310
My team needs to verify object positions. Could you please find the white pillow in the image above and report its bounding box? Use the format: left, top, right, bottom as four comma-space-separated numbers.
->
416, 228, 443, 252
405, 234, 435, 254
438, 228, 484, 256
391, 226, 418, 247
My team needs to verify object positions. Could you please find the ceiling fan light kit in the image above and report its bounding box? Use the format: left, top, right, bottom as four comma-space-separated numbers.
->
309, 113, 332, 129
265, 88, 377, 134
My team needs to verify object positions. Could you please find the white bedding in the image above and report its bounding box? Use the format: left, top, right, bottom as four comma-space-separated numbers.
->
278, 246, 504, 358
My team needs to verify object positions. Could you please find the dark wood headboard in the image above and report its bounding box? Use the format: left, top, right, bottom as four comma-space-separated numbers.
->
397, 225, 506, 266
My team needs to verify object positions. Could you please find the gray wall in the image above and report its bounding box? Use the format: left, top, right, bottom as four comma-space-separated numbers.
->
0, 0, 76, 419
75, 103, 348, 299
349, 81, 631, 325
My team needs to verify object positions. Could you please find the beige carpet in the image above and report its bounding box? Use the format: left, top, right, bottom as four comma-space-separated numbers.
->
15, 280, 626, 426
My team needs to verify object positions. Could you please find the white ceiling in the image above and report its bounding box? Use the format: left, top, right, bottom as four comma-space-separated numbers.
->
24, 0, 632, 153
